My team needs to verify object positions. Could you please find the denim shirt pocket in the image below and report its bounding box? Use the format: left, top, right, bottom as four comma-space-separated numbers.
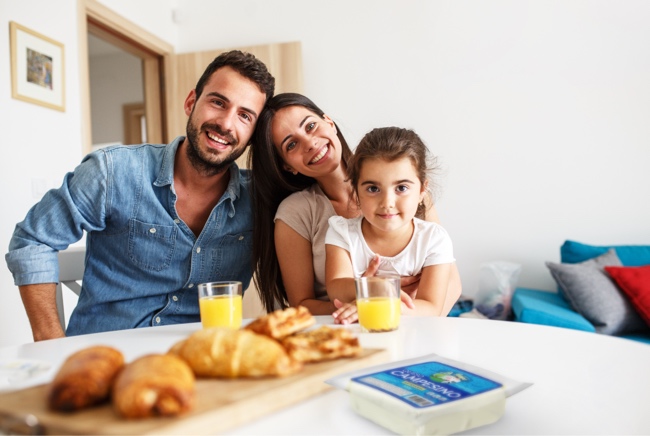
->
209, 231, 253, 279
128, 219, 177, 271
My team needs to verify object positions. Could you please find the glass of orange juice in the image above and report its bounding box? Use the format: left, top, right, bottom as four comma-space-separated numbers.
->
198, 281, 243, 329
355, 275, 401, 333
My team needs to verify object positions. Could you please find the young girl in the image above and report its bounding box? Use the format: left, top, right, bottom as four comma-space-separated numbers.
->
325, 127, 455, 317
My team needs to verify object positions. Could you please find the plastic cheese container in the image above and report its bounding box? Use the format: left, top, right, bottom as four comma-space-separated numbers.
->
348, 361, 506, 435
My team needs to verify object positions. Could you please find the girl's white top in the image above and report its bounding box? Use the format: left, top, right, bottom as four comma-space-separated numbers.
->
325, 215, 455, 277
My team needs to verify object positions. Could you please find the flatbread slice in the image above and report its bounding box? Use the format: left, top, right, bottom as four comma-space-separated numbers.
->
281, 326, 362, 363
245, 306, 315, 340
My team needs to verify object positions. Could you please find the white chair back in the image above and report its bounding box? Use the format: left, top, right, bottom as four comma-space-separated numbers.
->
56, 247, 85, 329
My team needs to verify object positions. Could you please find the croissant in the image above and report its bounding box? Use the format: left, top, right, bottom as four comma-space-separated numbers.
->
112, 354, 195, 419
48, 345, 124, 412
169, 327, 302, 378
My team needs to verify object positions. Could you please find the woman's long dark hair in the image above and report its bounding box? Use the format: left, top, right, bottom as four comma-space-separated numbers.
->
248, 93, 353, 312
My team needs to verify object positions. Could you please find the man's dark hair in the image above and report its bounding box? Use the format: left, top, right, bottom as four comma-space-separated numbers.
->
194, 50, 275, 101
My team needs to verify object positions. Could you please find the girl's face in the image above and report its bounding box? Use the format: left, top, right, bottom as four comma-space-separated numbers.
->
357, 157, 426, 234
271, 106, 342, 178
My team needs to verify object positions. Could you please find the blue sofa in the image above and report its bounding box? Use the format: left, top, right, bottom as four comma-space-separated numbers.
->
512, 287, 650, 344
511, 240, 650, 345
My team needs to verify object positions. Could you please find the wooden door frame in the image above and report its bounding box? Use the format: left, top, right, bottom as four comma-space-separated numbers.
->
78, 0, 173, 155
123, 102, 146, 144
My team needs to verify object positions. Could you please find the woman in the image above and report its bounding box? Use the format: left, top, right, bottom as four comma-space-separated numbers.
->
249, 93, 461, 319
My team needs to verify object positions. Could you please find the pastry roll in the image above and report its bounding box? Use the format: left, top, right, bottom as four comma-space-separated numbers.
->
48, 345, 125, 412
169, 327, 302, 378
112, 353, 195, 419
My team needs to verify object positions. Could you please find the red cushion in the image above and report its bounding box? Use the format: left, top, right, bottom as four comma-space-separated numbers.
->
605, 265, 650, 327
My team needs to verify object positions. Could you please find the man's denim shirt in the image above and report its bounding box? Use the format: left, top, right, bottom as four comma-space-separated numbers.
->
5, 137, 253, 336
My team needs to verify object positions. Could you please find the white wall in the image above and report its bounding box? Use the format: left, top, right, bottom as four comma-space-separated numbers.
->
1, 0, 85, 347
175, 0, 650, 290
2, 0, 649, 347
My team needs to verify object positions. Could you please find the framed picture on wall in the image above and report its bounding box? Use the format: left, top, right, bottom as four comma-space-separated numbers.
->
9, 21, 65, 112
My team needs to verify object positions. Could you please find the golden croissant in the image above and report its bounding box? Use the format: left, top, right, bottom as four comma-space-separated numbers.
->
169, 327, 302, 378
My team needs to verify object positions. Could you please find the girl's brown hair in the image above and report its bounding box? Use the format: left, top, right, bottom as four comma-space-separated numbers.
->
347, 127, 438, 219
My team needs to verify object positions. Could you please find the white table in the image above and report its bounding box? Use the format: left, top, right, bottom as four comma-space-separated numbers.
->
1, 316, 649, 435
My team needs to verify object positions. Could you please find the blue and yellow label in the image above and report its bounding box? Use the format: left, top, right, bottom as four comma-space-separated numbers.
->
351, 362, 502, 408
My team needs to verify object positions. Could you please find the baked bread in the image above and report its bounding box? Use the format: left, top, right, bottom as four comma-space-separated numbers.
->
245, 306, 315, 340
281, 326, 362, 363
112, 354, 195, 419
48, 345, 125, 412
169, 327, 301, 378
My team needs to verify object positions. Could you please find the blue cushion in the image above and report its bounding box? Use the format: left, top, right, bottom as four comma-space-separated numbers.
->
512, 288, 596, 332
561, 240, 650, 266
619, 333, 650, 345
546, 249, 646, 335
448, 298, 473, 317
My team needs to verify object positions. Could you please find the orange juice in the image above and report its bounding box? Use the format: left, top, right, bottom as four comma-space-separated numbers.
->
357, 297, 400, 332
199, 294, 242, 329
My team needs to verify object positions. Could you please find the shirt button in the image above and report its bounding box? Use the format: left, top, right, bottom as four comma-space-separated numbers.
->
196, 247, 201, 253
238, 235, 244, 241
189, 284, 194, 288
172, 295, 178, 302
149, 228, 157, 234
174, 219, 180, 224
155, 317, 161, 324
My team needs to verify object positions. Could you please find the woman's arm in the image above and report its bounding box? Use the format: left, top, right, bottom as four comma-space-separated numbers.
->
404, 263, 453, 316
425, 203, 462, 313
324, 244, 357, 303
275, 220, 336, 315
443, 263, 462, 315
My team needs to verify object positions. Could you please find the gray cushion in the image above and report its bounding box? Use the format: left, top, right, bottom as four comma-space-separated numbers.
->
546, 249, 646, 335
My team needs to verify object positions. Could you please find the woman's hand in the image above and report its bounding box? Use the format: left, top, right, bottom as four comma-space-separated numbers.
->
400, 290, 415, 311
332, 298, 358, 325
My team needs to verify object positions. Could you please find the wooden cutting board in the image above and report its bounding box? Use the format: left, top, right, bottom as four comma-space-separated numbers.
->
0, 348, 388, 435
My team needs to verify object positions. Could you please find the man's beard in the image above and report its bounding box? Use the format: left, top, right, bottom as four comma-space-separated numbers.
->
185, 115, 247, 176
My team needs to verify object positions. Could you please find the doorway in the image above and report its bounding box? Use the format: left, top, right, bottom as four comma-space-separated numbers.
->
79, 0, 172, 155
87, 33, 146, 150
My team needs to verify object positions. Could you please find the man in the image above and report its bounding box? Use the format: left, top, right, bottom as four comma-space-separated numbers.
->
5, 50, 275, 341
